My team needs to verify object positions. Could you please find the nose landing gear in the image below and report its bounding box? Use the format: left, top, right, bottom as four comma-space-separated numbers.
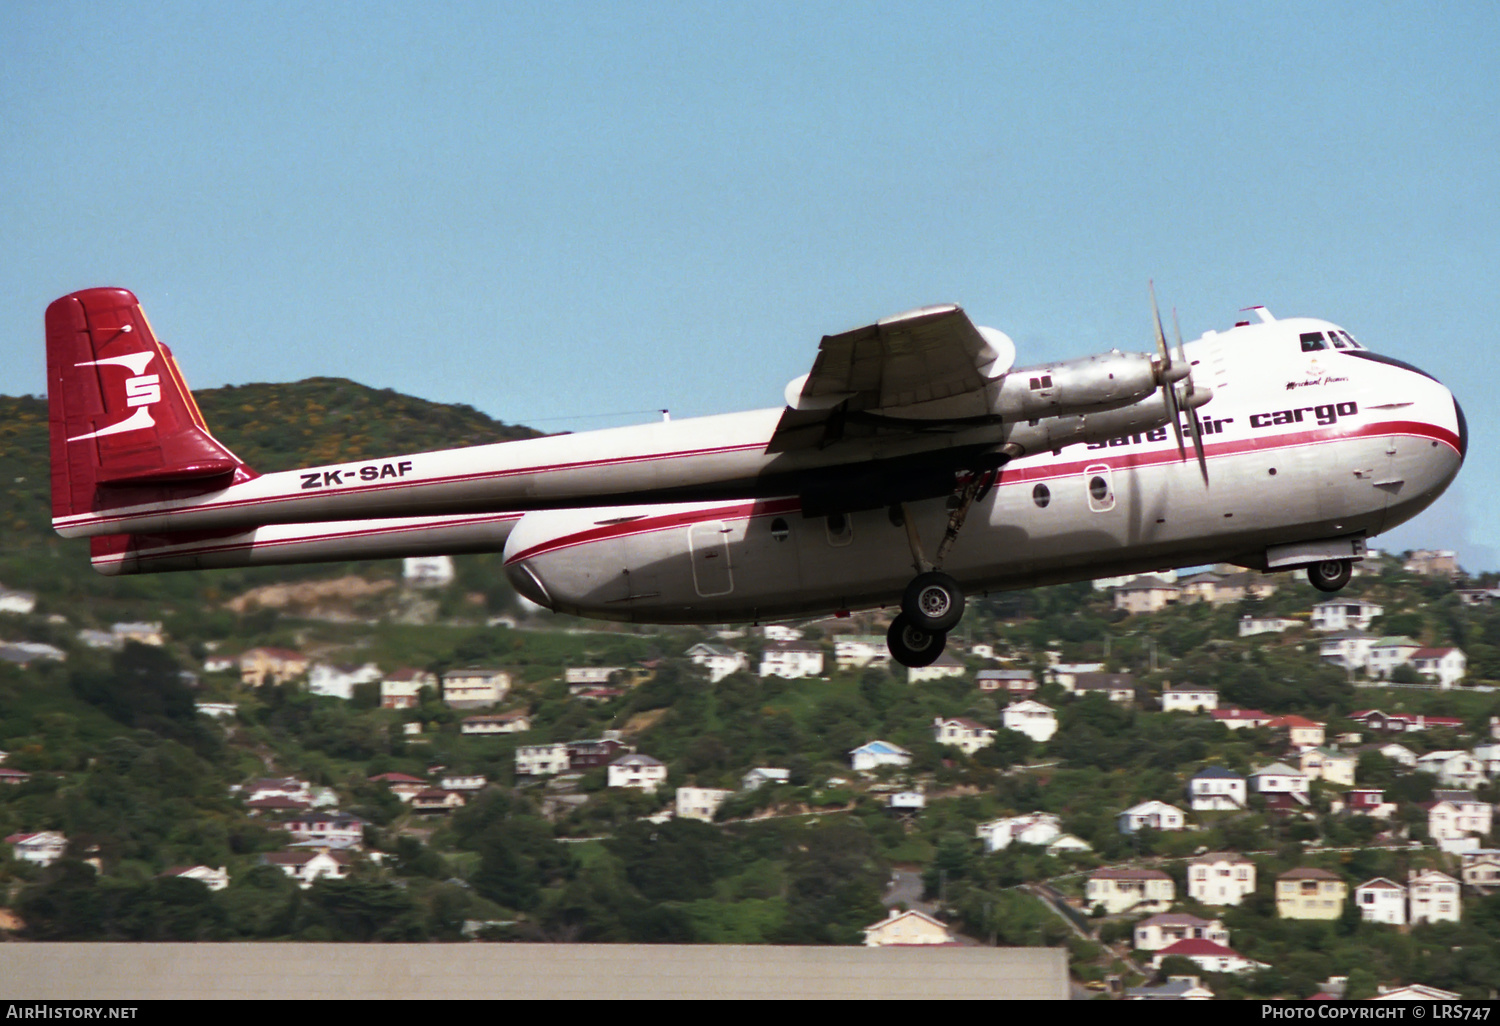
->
1307, 559, 1353, 593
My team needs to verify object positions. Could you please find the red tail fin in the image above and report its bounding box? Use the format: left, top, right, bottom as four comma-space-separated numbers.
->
47, 287, 253, 525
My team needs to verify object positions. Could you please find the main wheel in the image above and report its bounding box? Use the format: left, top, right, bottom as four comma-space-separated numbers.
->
1307, 559, 1353, 593
887, 613, 948, 668
901, 571, 966, 632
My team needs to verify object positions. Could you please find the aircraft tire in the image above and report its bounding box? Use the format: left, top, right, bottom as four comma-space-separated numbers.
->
901, 571, 965, 632
887, 613, 947, 668
1307, 559, 1353, 593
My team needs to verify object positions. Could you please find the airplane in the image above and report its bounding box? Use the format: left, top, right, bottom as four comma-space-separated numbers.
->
45, 286, 1465, 667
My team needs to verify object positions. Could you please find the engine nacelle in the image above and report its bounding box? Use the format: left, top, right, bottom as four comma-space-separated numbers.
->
995, 351, 1161, 419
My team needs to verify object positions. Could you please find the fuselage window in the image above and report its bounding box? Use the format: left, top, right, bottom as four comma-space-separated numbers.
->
1299, 331, 1328, 352
770, 518, 790, 542
826, 513, 853, 546
1089, 476, 1108, 501
1033, 483, 1051, 508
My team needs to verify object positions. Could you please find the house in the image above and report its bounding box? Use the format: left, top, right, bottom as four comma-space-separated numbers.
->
974, 669, 1036, 696
380, 668, 437, 709
1299, 747, 1357, 786
564, 667, 623, 688
566, 737, 633, 769
1117, 800, 1186, 834
1408, 870, 1461, 925
1355, 878, 1407, 925
461, 711, 531, 735
368, 772, 428, 802
0, 768, 32, 786
1132, 913, 1229, 952
834, 635, 891, 670
1073, 672, 1136, 704
308, 661, 382, 700
1001, 700, 1057, 743
238, 647, 309, 687
1211, 707, 1272, 730
1339, 789, 1396, 819
758, 640, 824, 679
1410, 647, 1467, 688
608, 754, 668, 793
1311, 598, 1384, 632
411, 789, 467, 814
5, 831, 66, 867
1151, 939, 1267, 975
1277, 868, 1347, 919
241, 777, 313, 804
1161, 685, 1218, 714
1049, 662, 1104, 691
1374, 984, 1462, 1001
1267, 715, 1325, 749
515, 744, 571, 776
402, 554, 454, 587
1250, 763, 1311, 804
849, 740, 912, 772
1188, 766, 1247, 811
1085, 868, 1175, 915
260, 850, 352, 888
112, 621, 164, 646
1239, 615, 1300, 637
1366, 637, 1422, 680
1427, 790, 1492, 853
889, 791, 925, 813
976, 813, 1063, 853
281, 811, 366, 846
1113, 577, 1181, 614
761, 624, 803, 642
741, 767, 791, 791
1125, 976, 1216, 1000
684, 643, 748, 683
1378, 742, 1419, 768
1319, 630, 1379, 671
1403, 549, 1459, 577
1351, 709, 1467, 734
862, 908, 954, 947
1187, 853, 1256, 906
932, 717, 996, 755
164, 865, 230, 891
0, 642, 65, 665
1460, 851, 1500, 893
676, 787, 734, 823
1414, 751, 1485, 790
0, 588, 36, 615
194, 701, 237, 718
441, 667, 510, 708
906, 652, 966, 683
439, 774, 487, 791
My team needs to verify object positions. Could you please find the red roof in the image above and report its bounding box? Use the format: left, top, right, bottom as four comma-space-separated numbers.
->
1157, 938, 1243, 958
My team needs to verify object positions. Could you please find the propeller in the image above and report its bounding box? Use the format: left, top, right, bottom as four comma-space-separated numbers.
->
1149, 281, 1209, 485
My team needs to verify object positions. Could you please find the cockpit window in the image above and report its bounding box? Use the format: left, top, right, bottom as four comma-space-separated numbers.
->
1299, 331, 1328, 352
1338, 330, 1363, 350
1329, 333, 1350, 350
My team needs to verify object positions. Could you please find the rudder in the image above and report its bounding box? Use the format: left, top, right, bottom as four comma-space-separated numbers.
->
47, 287, 253, 528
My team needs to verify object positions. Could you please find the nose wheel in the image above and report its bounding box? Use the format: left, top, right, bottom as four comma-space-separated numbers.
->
1307, 559, 1353, 593
902, 571, 965, 632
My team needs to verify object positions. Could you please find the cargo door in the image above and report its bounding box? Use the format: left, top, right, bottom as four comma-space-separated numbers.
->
689, 521, 734, 596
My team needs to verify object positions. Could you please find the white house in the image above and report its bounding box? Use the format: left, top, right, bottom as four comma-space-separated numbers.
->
5, 831, 66, 867
1189, 766, 1247, 811
1133, 913, 1229, 952
976, 813, 1063, 853
1187, 853, 1256, 906
834, 635, 890, 670
1410, 648, 1467, 688
761, 624, 803, 642
308, 661, 382, 700
260, 850, 351, 888
1049, 662, 1103, 691
862, 908, 954, 947
849, 740, 912, 772
1355, 878, 1407, 925
907, 652, 967, 683
1378, 742, 1419, 768
1152, 939, 1266, 975
166, 865, 230, 891
380, 668, 437, 709
1211, 707, 1273, 730
1162, 685, 1218, 714
1002, 700, 1057, 743
741, 767, 791, 791
1415, 751, 1485, 790
0, 589, 37, 615
1311, 598, 1384, 632
932, 717, 996, 755
1239, 615, 1300, 637
608, 754, 668, 793
1428, 791, 1492, 854
1319, 631, 1379, 671
1118, 800, 1186, 834
515, 743, 571, 777
1408, 870, 1461, 925
402, 555, 454, 587
461, 711, 531, 735
676, 787, 734, 823
281, 811, 366, 847
1086, 868, 1175, 914
758, 641, 824, 679
1250, 763, 1311, 804
684, 643, 749, 683
441, 667, 510, 709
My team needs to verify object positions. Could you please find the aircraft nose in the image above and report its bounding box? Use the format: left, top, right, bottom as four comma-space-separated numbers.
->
1452, 395, 1468, 462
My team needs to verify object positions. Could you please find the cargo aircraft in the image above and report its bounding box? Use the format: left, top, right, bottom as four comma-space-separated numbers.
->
46, 286, 1465, 666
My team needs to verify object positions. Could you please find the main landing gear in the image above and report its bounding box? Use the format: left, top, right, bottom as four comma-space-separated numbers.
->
1306, 559, 1354, 593
885, 464, 1001, 667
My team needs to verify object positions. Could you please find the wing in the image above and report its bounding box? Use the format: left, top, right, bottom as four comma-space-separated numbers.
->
770, 305, 1015, 452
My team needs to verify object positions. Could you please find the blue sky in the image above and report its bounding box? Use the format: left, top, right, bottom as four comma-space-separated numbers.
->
4, 2, 1496, 565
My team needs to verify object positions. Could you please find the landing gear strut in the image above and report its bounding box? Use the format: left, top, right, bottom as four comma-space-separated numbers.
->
1307, 559, 1353, 593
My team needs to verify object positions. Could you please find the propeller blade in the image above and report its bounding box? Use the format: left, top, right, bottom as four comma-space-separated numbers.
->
1171, 306, 1209, 484
1150, 280, 1170, 368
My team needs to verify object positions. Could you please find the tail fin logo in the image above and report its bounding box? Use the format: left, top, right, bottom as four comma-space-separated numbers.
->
68, 350, 162, 442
